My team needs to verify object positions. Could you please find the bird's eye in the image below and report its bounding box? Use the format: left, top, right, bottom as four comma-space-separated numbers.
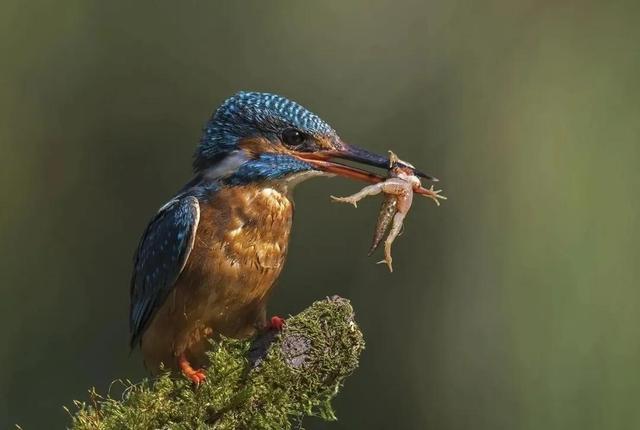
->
282, 128, 306, 148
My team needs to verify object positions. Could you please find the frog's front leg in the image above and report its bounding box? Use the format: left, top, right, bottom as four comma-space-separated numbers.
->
331, 178, 411, 208
330, 183, 384, 208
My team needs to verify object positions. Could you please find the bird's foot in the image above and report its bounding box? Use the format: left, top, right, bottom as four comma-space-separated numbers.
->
422, 185, 447, 206
269, 315, 285, 330
178, 353, 206, 385
330, 195, 359, 208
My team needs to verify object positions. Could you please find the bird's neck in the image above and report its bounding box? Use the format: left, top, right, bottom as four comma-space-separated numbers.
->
197, 152, 327, 196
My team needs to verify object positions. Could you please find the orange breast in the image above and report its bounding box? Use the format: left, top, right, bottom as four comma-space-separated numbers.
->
141, 184, 294, 371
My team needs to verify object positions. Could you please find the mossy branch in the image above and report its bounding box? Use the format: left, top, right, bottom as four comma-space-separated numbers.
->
68, 296, 365, 429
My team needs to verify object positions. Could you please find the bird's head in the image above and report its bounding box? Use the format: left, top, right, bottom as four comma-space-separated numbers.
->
194, 91, 437, 192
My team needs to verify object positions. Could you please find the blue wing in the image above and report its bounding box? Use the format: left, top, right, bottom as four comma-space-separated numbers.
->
129, 195, 200, 347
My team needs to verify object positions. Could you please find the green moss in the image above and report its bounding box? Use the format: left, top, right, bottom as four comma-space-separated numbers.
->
69, 297, 365, 430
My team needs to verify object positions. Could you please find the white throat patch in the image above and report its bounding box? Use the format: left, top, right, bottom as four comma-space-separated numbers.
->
202, 151, 249, 180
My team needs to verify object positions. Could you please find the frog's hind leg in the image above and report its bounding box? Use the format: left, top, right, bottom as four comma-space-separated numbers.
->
330, 183, 384, 208
378, 212, 406, 272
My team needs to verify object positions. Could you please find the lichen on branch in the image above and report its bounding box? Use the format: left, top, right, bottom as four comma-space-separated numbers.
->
68, 296, 365, 429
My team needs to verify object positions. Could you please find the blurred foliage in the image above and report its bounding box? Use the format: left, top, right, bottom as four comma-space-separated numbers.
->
1, 0, 639, 429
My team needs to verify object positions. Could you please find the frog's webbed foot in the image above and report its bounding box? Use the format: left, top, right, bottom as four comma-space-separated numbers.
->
376, 256, 393, 272
423, 185, 447, 206
375, 212, 405, 273
388, 150, 400, 167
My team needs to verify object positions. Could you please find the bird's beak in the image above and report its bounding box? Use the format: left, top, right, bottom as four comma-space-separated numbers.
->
294, 141, 439, 196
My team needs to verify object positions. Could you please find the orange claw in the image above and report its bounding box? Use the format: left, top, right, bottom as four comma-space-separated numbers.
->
270, 315, 285, 330
178, 353, 206, 385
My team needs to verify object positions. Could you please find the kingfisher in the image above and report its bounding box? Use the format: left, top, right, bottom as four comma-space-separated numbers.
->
129, 92, 437, 383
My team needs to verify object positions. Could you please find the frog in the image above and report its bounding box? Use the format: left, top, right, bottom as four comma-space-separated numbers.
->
331, 151, 445, 272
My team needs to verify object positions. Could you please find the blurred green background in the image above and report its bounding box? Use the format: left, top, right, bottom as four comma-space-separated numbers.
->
1, 1, 639, 428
